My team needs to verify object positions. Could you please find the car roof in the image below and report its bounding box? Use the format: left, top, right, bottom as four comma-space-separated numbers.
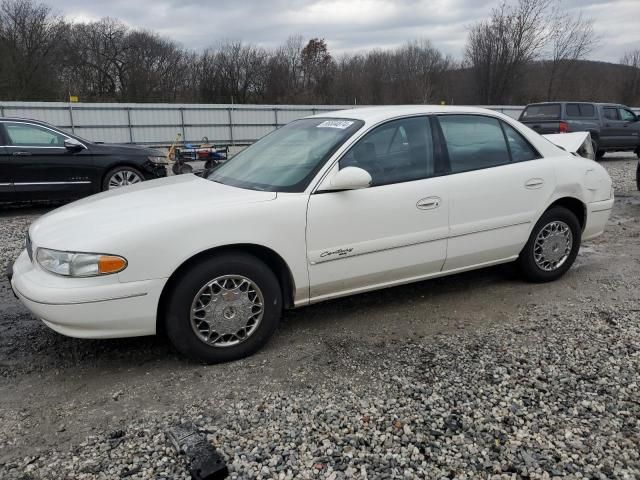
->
523, 102, 625, 107
310, 105, 505, 124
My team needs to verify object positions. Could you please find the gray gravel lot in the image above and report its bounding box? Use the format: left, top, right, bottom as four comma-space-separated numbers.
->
0, 155, 639, 479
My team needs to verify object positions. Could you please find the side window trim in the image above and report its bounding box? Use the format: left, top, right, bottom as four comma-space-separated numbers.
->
499, 121, 514, 162
430, 116, 450, 176
0, 122, 7, 146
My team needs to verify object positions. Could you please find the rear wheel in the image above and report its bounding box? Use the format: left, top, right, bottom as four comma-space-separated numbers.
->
595, 149, 605, 160
517, 207, 581, 282
165, 252, 282, 363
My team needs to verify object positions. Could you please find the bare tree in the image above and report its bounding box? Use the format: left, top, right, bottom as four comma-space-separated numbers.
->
393, 40, 453, 103
122, 30, 188, 102
544, 4, 598, 100
301, 38, 335, 102
63, 18, 131, 100
465, 0, 551, 104
0, 0, 65, 100
620, 49, 640, 106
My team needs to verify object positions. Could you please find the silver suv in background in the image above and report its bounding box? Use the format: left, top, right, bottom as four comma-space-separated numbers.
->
519, 102, 640, 160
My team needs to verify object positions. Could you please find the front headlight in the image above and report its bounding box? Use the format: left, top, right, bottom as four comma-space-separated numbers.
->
36, 248, 127, 277
148, 155, 168, 165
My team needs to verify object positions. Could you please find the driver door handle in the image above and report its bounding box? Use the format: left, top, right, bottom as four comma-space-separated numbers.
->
525, 178, 544, 189
12, 151, 32, 156
417, 196, 441, 210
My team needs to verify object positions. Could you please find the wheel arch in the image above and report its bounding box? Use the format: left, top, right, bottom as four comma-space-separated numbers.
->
156, 243, 296, 333
545, 196, 586, 232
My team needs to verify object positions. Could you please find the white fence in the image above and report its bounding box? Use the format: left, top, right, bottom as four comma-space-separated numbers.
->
0, 102, 637, 146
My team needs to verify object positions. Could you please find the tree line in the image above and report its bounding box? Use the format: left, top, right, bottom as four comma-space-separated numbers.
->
0, 0, 639, 106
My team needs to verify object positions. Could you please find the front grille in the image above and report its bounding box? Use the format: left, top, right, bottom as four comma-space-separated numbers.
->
26, 233, 33, 261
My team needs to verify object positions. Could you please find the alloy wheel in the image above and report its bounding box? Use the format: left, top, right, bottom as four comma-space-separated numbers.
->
108, 169, 143, 189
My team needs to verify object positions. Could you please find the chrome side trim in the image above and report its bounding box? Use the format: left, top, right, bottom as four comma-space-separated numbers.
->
14, 181, 91, 185
2, 146, 66, 149
310, 221, 531, 265
450, 221, 530, 239
591, 206, 612, 213
12, 285, 148, 306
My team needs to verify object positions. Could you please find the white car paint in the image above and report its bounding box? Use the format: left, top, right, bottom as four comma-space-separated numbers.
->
10, 105, 614, 340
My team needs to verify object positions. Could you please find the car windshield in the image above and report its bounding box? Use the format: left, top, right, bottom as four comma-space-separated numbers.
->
521, 104, 561, 120
207, 118, 363, 192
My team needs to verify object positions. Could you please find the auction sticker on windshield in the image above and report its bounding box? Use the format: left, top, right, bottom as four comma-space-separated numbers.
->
317, 120, 354, 129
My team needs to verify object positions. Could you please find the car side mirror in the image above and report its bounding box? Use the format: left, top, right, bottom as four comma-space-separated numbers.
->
318, 166, 372, 191
64, 138, 84, 151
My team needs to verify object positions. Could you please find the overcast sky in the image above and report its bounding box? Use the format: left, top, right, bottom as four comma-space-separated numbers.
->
50, 0, 639, 63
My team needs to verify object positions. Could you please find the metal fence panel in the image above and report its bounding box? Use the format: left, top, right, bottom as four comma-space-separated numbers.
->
0, 101, 637, 146
182, 108, 229, 124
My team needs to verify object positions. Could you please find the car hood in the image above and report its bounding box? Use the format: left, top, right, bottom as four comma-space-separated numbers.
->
29, 174, 276, 251
87, 142, 161, 156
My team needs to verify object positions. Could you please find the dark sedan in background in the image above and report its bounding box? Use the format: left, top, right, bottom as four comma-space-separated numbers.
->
0, 118, 167, 202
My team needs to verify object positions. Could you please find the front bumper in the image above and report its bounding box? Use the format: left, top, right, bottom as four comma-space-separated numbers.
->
583, 197, 615, 241
141, 160, 168, 180
9, 250, 166, 339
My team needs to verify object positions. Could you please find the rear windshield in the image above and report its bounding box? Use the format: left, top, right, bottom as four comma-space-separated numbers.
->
521, 104, 561, 120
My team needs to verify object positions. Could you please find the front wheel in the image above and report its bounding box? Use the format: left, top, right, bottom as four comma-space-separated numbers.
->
517, 207, 581, 282
165, 252, 282, 363
103, 166, 144, 191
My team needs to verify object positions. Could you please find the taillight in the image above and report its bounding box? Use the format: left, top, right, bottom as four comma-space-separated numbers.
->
559, 121, 569, 133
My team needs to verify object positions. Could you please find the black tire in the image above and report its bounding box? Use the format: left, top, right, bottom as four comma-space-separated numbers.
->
102, 166, 144, 191
636, 160, 640, 191
517, 207, 581, 283
165, 252, 282, 363
591, 138, 598, 154
595, 149, 605, 160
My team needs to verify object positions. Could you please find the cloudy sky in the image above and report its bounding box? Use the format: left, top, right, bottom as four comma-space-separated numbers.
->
50, 0, 639, 62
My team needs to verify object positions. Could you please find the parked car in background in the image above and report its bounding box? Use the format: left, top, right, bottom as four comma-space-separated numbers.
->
0, 118, 167, 203
9, 106, 613, 363
519, 102, 640, 159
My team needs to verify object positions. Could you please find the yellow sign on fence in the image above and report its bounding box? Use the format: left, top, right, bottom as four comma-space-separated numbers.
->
69, 95, 79, 103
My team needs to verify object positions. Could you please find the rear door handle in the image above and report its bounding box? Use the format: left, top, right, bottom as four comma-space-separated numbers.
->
417, 196, 441, 210
525, 178, 544, 189
12, 151, 32, 156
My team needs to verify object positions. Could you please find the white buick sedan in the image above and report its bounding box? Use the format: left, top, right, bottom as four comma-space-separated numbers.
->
9, 106, 614, 363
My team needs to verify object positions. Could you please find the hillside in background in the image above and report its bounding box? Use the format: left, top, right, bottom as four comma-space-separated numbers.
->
446, 60, 640, 106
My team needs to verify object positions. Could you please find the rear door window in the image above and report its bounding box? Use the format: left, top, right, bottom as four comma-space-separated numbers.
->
521, 104, 561, 120
438, 115, 510, 173
579, 104, 595, 117
566, 104, 596, 118
565, 104, 580, 117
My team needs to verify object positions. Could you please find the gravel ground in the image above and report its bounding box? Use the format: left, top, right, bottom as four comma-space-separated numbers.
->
0, 155, 638, 479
